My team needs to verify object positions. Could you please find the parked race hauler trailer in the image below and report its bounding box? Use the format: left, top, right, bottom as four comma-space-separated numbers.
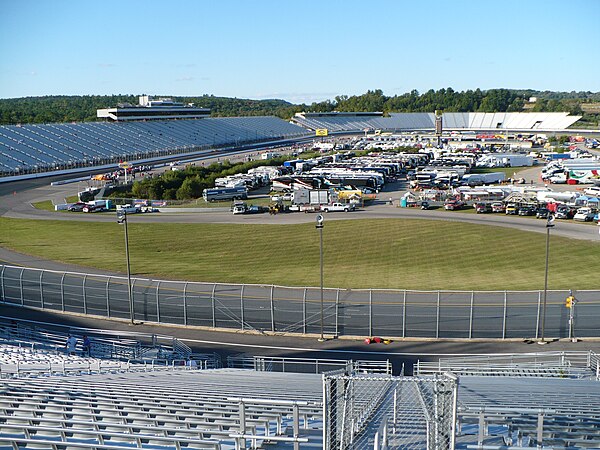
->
202, 187, 248, 202
461, 172, 505, 186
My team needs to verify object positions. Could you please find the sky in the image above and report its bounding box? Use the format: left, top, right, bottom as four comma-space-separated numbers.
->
1, 0, 599, 104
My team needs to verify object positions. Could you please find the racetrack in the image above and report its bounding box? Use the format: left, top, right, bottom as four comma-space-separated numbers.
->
1, 151, 599, 362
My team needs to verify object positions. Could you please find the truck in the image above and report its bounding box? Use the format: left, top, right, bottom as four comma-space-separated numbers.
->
292, 188, 337, 206
202, 187, 248, 202
461, 172, 505, 186
322, 203, 355, 213
116, 204, 141, 214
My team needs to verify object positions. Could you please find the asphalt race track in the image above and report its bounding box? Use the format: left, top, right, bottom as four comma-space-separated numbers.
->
1, 158, 599, 369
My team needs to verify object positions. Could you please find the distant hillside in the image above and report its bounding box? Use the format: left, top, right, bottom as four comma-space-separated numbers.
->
0, 95, 302, 125
0, 89, 598, 127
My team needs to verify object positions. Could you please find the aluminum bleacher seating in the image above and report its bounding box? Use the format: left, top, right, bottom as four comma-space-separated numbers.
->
0, 370, 323, 449
291, 112, 579, 135
0, 117, 310, 177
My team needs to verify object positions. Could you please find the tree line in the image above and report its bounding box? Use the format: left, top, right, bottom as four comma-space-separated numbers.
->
110, 157, 291, 201
1, 89, 598, 126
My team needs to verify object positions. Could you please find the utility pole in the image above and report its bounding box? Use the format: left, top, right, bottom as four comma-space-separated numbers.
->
316, 214, 325, 342
538, 214, 555, 344
117, 210, 134, 324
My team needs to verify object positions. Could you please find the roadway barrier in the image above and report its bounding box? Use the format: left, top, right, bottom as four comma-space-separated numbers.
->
1, 264, 598, 339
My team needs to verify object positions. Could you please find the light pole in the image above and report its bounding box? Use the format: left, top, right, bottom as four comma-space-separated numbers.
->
117, 210, 135, 325
538, 214, 555, 344
316, 214, 325, 342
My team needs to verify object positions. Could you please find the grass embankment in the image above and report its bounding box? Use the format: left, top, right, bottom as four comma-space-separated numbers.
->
31, 201, 56, 212
1, 218, 597, 290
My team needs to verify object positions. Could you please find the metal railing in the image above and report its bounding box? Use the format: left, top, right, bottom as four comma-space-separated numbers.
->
2, 264, 599, 339
0, 358, 196, 379
415, 351, 600, 379
323, 373, 458, 449
226, 356, 392, 375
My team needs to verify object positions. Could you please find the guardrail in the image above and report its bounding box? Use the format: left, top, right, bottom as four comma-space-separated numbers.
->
0, 358, 196, 379
2, 264, 599, 339
414, 351, 600, 378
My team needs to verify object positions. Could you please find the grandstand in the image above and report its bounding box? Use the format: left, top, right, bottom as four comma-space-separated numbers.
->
291, 111, 581, 133
1, 317, 600, 449
0, 116, 309, 178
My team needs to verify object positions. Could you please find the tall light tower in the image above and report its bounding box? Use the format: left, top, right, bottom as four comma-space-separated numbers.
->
538, 214, 555, 344
316, 214, 325, 342
117, 210, 134, 325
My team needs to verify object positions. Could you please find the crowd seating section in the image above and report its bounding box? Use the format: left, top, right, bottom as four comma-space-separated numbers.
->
457, 376, 600, 449
0, 117, 309, 175
0, 370, 324, 449
291, 112, 580, 134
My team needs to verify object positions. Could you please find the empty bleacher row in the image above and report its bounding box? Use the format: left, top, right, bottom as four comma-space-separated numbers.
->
0, 117, 309, 177
291, 112, 581, 133
457, 377, 600, 449
0, 370, 324, 449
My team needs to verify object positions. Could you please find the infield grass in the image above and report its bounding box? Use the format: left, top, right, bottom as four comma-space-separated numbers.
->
0, 217, 597, 290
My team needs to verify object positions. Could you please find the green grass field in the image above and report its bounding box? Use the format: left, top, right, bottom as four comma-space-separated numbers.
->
31, 201, 56, 212
1, 217, 597, 290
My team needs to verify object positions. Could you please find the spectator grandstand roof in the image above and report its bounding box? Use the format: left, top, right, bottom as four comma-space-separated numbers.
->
0, 116, 309, 177
292, 111, 581, 132
97, 95, 211, 122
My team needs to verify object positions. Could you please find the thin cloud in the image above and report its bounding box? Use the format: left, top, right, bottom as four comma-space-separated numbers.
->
255, 92, 339, 103
176, 76, 194, 82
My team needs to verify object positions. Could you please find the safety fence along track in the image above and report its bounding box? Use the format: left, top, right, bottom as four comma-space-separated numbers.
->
1, 265, 599, 339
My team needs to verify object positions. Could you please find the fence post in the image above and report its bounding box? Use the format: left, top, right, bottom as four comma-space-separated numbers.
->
156, 281, 161, 323
19, 268, 24, 306
436, 291, 441, 339
39, 270, 45, 309
59, 273, 66, 312
183, 282, 188, 326
369, 289, 373, 337
0, 265, 5, 303
402, 290, 407, 338
82, 274, 87, 314
240, 284, 245, 330
105, 276, 111, 318
130, 278, 136, 321
535, 290, 541, 339
211, 283, 217, 328
469, 291, 474, 339
502, 291, 507, 339
302, 288, 307, 334
270, 285, 275, 332
336, 288, 340, 337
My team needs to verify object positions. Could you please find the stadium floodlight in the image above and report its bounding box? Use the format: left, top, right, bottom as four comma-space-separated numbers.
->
316, 215, 325, 342
538, 214, 555, 344
117, 210, 134, 325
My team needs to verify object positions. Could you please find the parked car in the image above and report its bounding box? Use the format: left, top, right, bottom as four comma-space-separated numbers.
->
420, 201, 430, 210
573, 207, 597, 222
82, 205, 103, 213
518, 205, 537, 216
491, 202, 505, 213
323, 203, 355, 212
536, 207, 550, 219
67, 202, 86, 212
555, 205, 575, 219
474, 202, 492, 213
444, 199, 465, 211
505, 203, 519, 215
232, 203, 247, 214
584, 186, 600, 197
246, 205, 267, 214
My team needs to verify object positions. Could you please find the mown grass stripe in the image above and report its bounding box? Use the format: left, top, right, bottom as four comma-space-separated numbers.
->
0, 217, 597, 290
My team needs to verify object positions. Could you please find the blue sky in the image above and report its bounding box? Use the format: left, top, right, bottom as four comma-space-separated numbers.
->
1, 0, 599, 103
